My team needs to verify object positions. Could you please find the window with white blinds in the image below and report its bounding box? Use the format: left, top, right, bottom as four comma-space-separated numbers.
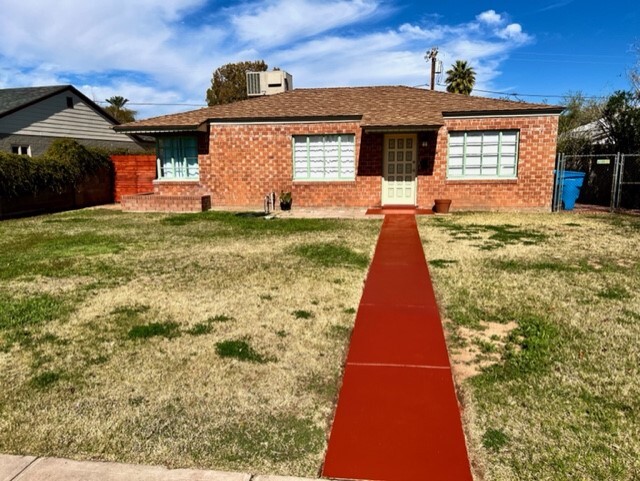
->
447, 131, 519, 179
293, 135, 356, 181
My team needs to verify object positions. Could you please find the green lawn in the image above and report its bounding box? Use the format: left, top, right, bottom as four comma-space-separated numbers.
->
2, 208, 638, 480
0, 208, 380, 477
419, 212, 640, 481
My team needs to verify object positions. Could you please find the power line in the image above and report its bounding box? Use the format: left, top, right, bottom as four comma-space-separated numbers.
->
412, 82, 608, 100
471, 87, 608, 99
98, 85, 612, 108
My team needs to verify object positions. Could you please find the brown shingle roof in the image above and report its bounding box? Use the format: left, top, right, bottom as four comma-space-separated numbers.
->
115, 86, 563, 132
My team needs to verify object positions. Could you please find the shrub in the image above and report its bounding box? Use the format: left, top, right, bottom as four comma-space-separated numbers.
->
0, 139, 111, 198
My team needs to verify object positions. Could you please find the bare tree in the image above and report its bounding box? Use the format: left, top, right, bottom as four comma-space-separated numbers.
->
630, 42, 640, 96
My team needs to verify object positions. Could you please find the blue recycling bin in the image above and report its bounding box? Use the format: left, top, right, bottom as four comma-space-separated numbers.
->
561, 170, 586, 210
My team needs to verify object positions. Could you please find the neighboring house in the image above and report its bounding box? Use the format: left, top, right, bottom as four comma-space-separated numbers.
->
115, 86, 563, 212
0, 85, 147, 156
564, 119, 609, 145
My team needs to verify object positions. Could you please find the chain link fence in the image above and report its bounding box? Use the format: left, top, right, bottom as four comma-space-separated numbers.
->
554, 153, 640, 212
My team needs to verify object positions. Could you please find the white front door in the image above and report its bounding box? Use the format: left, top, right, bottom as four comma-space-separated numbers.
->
382, 134, 417, 205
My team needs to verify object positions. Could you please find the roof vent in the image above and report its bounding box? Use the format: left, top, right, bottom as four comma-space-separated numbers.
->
246, 70, 293, 97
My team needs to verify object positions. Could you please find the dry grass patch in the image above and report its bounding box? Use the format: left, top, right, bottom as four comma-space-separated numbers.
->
420, 212, 640, 481
447, 320, 517, 382
0, 209, 380, 477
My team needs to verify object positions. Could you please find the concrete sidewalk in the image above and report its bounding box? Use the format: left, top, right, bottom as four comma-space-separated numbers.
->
0, 455, 322, 481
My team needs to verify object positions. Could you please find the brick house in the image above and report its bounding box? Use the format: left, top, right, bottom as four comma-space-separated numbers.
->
115, 86, 563, 212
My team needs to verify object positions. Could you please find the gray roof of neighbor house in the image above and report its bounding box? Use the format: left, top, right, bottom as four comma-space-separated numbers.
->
0, 86, 68, 117
0, 85, 120, 124
115, 86, 564, 133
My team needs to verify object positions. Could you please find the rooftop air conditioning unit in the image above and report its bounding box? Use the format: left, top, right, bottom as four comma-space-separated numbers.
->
247, 70, 293, 97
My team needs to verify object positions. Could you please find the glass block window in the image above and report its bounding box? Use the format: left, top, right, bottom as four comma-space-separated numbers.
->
157, 136, 199, 179
293, 135, 356, 181
447, 131, 519, 179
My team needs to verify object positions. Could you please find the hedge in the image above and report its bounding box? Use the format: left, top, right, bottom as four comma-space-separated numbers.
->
0, 139, 112, 198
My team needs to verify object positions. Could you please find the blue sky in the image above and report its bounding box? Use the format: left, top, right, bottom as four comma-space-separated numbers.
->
0, 0, 637, 118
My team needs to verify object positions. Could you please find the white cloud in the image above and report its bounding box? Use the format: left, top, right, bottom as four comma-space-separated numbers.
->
272, 10, 533, 91
270, 32, 426, 87
497, 23, 531, 43
0, 0, 209, 82
81, 82, 203, 116
230, 0, 381, 47
537, 1, 575, 13
0, 1, 535, 118
398, 23, 445, 41
443, 39, 511, 63
0, 65, 61, 89
0, 0, 223, 116
477, 10, 503, 25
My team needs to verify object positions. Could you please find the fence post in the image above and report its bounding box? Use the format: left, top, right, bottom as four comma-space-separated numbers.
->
610, 153, 620, 212
553, 153, 565, 212
616, 153, 626, 211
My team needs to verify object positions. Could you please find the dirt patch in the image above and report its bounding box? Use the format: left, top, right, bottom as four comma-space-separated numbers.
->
447, 320, 518, 382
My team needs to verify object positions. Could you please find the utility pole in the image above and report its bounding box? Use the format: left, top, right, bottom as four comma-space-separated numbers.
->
425, 47, 438, 90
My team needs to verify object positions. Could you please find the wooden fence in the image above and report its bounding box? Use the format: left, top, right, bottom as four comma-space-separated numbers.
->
111, 154, 156, 202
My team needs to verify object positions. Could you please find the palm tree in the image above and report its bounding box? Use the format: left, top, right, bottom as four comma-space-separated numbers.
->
105, 96, 136, 123
445, 60, 476, 95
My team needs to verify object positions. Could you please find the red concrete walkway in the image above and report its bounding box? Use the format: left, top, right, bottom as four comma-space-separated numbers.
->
322, 214, 473, 481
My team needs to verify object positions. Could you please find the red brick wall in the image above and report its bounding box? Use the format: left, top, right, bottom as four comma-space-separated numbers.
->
153, 180, 209, 196
121, 193, 211, 212
417, 115, 559, 211
152, 115, 559, 210
152, 123, 381, 206
199, 122, 382, 207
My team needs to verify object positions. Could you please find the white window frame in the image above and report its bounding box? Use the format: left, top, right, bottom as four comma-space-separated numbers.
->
156, 136, 199, 180
11, 145, 31, 157
447, 130, 519, 180
292, 134, 356, 181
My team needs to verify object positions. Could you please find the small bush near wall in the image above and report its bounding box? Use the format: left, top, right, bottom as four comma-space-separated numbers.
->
0, 139, 111, 198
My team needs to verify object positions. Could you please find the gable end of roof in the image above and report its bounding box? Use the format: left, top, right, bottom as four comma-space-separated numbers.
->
0, 85, 124, 126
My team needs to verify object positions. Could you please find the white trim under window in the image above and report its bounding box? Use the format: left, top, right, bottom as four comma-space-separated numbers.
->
447, 130, 519, 179
156, 136, 199, 180
293, 134, 356, 181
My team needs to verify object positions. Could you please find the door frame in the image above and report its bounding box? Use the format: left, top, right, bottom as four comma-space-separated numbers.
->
381, 133, 418, 206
